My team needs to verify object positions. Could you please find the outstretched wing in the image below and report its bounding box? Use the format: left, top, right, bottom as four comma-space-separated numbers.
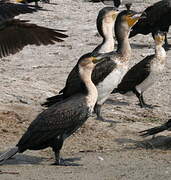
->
0, 19, 68, 58
116, 55, 154, 93
0, 2, 37, 20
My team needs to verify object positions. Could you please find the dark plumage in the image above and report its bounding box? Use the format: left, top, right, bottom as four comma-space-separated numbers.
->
129, 0, 171, 47
112, 31, 166, 108
139, 119, 171, 137
0, 19, 68, 58
16, 0, 48, 8
0, 53, 108, 165
0, 1, 37, 20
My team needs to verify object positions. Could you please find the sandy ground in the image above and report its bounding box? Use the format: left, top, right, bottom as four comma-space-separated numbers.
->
0, 0, 171, 179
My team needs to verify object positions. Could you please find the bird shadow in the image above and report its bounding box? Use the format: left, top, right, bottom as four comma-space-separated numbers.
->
105, 99, 129, 106
0, 152, 82, 167
115, 136, 171, 150
131, 43, 152, 49
0, 153, 44, 165
59, 157, 82, 167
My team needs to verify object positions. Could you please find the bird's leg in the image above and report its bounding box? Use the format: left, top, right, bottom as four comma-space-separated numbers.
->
140, 92, 153, 108
51, 137, 64, 165
94, 104, 105, 121
163, 32, 171, 50
133, 89, 152, 108
35, 1, 41, 9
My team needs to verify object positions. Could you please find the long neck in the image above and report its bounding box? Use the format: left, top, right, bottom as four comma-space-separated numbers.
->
79, 65, 98, 110
155, 44, 166, 60
98, 21, 115, 54
115, 23, 131, 59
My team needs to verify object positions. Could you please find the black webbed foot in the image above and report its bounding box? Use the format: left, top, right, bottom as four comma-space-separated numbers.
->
140, 103, 154, 109
51, 158, 81, 166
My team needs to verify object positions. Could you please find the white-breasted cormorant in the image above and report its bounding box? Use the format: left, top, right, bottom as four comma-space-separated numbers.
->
0, 53, 109, 165
92, 6, 118, 54
129, 0, 171, 48
139, 119, 171, 137
42, 6, 118, 107
42, 10, 143, 120
112, 31, 166, 108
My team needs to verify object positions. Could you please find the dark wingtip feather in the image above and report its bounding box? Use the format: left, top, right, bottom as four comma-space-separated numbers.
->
139, 125, 168, 137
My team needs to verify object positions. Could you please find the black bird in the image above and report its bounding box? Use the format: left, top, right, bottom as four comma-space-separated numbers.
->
112, 31, 166, 108
129, 0, 171, 48
0, 53, 108, 165
139, 119, 171, 137
42, 10, 142, 120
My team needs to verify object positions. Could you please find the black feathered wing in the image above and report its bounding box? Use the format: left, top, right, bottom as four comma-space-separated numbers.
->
60, 56, 116, 98
0, 19, 68, 58
115, 55, 154, 94
0, 2, 36, 20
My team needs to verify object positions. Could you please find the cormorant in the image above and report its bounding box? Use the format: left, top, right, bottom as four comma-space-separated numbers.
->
129, 0, 171, 48
42, 6, 118, 107
42, 10, 143, 120
112, 31, 166, 108
139, 119, 171, 137
0, 53, 109, 165
92, 6, 118, 54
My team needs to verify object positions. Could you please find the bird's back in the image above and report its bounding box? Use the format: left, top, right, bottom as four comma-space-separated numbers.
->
130, 0, 171, 37
17, 94, 89, 152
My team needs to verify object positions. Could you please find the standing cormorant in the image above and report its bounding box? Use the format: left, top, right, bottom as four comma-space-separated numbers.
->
42, 10, 143, 120
112, 31, 166, 108
139, 119, 171, 137
129, 0, 171, 48
42, 6, 118, 107
0, 53, 109, 165
92, 6, 118, 54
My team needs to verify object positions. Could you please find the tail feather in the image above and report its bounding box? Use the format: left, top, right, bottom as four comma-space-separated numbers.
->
0, 147, 18, 164
41, 94, 64, 107
139, 119, 171, 137
139, 125, 168, 137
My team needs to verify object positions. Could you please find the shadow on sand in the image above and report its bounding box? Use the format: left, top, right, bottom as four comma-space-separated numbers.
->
0, 153, 82, 166
115, 135, 171, 150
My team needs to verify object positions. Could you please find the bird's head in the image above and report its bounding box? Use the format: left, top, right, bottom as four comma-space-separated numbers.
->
154, 31, 165, 45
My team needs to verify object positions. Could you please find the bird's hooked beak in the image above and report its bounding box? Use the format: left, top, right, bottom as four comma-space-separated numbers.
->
125, 12, 146, 28
112, 10, 119, 20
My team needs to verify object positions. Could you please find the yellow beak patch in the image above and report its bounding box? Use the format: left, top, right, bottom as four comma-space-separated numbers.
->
125, 16, 140, 27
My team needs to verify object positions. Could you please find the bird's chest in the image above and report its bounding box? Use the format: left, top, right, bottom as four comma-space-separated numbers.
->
97, 61, 129, 104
